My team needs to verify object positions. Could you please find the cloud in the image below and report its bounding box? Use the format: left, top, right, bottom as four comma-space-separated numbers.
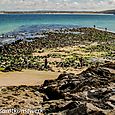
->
0, 0, 115, 11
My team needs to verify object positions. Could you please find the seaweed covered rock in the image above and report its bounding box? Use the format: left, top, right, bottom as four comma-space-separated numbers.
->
2, 66, 22, 72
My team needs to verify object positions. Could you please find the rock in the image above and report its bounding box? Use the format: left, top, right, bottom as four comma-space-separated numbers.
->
2, 100, 8, 105
70, 81, 88, 93
59, 82, 76, 91
88, 89, 112, 100
81, 67, 111, 78
62, 102, 87, 115
40, 67, 115, 114
93, 67, 111, 78
2, 66, 12, 72
12, 67, 22, 71
94, 102, 113, 110
43, 80, 55, 86
7, 86, 16, 91
13, 104, 20, 108
30, 101, 38, 106
70, 94, 85, 101
88, 111, 105, 115
0, 66, 115, 114
18, 100, 25, 104
25, 93, 30, 97
57, 73, 68, 80
44, 101, 87, 114
34, 91, 40, 96
109, 95, 115, 106
88, 90, 105, 100
62, 101, 81, 110
18, 85, 28, 90
12, 92, 20, 96
0, 87, 8, 92
102, 62, 115, 69
4, 96, 14, 100
43, 86, 65, 100
43, 95, 49, 101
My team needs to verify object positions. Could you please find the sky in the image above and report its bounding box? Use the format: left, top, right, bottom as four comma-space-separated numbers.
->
0, 0, 115, 11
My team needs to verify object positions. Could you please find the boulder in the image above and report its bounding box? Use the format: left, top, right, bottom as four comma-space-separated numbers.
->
43, 80, 55, 86
59, 82, 76, 91
62, 102, 87, 115
88, 111, 105, 115
43, 86, 65, 100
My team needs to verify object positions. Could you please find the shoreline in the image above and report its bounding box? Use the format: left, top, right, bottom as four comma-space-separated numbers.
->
0, 12, 114, 15
96, 27, 115, 34
1, 27, 115, 46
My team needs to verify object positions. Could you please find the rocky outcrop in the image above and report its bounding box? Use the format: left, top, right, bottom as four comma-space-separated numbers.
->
40, 66, 115, 114
0, 67, 115, 115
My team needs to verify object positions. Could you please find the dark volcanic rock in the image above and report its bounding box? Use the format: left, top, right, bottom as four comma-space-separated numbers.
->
59, 82, 76, 91
80, 67, 111, 78
39, 67, 115, 114
87, 89, 112, 100
0, 66, 115, 114
94, 102, 114, 110
43, 86, 65, 100
88, 111, 106, 115
57, 73, 75, 80
62, 102, 87, 115
43, 80, 55, 86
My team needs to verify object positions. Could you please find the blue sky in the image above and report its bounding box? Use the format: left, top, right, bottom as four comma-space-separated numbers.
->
0, 0, 115, 11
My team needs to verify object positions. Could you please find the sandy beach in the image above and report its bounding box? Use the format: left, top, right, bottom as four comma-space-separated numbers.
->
0, 70, 60, 86
0, 68, 88, 86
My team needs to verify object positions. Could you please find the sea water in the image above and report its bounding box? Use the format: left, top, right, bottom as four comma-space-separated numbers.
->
0, 14, 115, 34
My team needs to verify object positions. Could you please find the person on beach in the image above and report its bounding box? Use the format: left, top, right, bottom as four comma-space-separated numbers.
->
44, 57, 48, 68
105, 28, 107, 31
94, 25, 96, 28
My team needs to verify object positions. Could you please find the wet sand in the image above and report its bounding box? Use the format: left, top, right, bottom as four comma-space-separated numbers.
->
0, 70, 60, 86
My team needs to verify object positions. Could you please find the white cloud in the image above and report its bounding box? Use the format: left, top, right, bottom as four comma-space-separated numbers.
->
0, 0, 115, 11
74, 2, 78, 5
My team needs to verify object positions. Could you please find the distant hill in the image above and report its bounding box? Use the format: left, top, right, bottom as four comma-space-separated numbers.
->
0, 10, 115, 14
0, 11, 98, 14
100, 9, 115, 14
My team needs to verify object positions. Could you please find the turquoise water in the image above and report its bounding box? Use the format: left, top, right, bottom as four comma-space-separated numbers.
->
0, 14, 115, 34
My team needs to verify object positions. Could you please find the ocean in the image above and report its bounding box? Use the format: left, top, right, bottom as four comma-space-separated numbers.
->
0, 14, 115, 34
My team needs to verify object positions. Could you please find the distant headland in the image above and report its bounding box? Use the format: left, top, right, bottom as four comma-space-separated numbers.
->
0, 10, 115, 14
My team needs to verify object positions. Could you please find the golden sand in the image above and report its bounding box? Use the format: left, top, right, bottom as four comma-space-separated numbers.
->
0, 70, 59, 86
